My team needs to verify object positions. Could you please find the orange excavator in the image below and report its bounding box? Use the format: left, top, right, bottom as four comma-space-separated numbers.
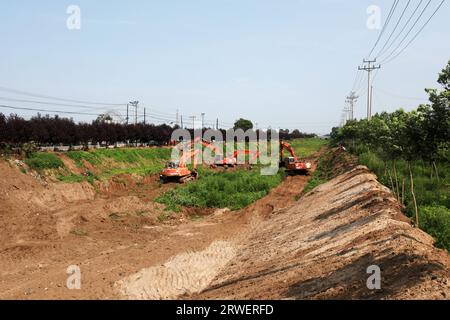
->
192, 138, 236, 168
233, 149, 260, 164
280, 140, 312, 175
160, 148, 200, 183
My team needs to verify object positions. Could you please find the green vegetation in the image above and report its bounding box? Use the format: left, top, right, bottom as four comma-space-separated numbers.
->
233, 118, 254, 131
303, 148, 354, 194
25, 152, 65, 171
67, 151, 101, 167
289, 138, 328, 158
64, 147, 172, 180
420, 206, 450, 250
92, 148, 171, 163
57, 173, 86, 183
67, 148, 171, 165
156, 137, 327, 212
156, 169, 286, 211
331, 61, 450, 251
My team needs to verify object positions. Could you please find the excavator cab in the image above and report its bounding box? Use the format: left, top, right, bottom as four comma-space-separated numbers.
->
160, 149, 200, 184
166, 160, 180, 169
286, 157, 296, 165
280, 141, 312, 175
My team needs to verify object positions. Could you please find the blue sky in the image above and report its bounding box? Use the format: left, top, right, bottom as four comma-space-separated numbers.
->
0, 0, 449, 134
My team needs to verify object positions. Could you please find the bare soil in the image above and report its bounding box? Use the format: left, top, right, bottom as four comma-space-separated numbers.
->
0, 151, 448, 300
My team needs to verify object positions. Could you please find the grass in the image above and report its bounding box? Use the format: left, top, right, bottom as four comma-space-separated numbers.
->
25, 153, 65, 171
357, 150, 450, 251
64, 147, 172, 181
67, 151, 101, 167
303, 148, 354, 194
289, 138, 328, 158
57, 173, 85, 183
155, 138, 327, 212
89, 148, 171, 164
420, 205, 450, 250
156, 169, 286, 211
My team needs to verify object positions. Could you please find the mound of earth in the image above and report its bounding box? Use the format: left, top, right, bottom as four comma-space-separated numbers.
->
192, 166, 449, 300
118, 165, 449, 300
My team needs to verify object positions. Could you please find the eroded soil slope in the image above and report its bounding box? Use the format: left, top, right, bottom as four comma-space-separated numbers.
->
194, 166, 450, 300
1, 154, 448, 300
0, 157, 313, 299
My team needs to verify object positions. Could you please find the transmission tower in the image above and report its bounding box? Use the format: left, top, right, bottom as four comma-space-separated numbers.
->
129, 101, 139, 125
345, 92, 359, 121
358, 59, 380, 120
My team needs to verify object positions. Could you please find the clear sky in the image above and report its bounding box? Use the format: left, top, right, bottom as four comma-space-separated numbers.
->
0, 0, 449, 134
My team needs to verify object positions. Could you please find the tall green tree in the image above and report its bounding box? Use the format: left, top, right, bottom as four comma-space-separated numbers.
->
233, 118, 254, 131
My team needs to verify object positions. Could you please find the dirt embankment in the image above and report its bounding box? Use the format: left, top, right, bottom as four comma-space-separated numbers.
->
0, 155, 315, 299
1, 150, 448, 300
192, 166, 449, 300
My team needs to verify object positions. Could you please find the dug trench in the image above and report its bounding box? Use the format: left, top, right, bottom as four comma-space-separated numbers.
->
0, 149, 448, 299
0, 152, 317, 299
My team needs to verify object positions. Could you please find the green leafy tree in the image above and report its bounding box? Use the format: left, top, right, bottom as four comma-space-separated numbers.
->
233, 118, 254, 131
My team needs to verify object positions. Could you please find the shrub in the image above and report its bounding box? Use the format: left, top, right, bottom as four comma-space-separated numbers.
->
67, 151, 101, 166
25, 153, 64, 170
420, 206, 450, 251
156, 169, 285, 210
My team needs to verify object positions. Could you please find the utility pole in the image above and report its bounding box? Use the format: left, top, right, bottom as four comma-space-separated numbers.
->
345, 92, 358, 121
129, 101, 139, 125
189, 116, 196, 130
176, 109, 180, 127
126, 104, 129, 125
143, 108, 146, 125
216, 118, 219, 130
358, 59, 380, 121
181, 115, 184, 129
201, 113, 205, 130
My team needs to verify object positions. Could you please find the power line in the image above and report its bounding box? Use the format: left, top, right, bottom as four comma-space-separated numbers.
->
0, 104, 181, 126
0, 86, 126, 106
379, 0, 433, 64
0, 104, 103, 117
376, 0, 425, 60
346, 92, 359, 121
375, 0, 412, 58
0, 96, 126, 112
359, 59, 381, 120
367, 0, 400, 58
382, 0, 445, 65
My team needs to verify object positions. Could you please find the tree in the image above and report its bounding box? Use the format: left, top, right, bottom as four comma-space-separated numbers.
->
95, 113, 113, 124
233, 118, 253, 131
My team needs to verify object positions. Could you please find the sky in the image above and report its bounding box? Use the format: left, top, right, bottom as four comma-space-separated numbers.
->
0, 0, 449, 134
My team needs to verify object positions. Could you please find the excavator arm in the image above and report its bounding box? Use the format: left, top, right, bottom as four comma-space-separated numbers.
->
280, 141, 298, 161
179, 149, 200, 169
279, 140, 311, 175
233, 150, 260, 163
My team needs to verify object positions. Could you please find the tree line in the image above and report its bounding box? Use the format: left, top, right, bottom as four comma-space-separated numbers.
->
0, 113, 315, 149
330, 60, 450, 226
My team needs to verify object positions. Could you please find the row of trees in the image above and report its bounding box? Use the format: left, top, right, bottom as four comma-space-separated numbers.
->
233, 118, 316, 139
331, 61, 450, 225
0, 114, 175, 147
0, 114, 315, 148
